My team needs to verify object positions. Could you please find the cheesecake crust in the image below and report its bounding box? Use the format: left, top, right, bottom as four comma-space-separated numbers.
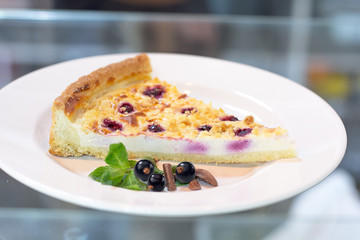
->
53, 53, 152, 118
50, 54, 152, 156
49, 53, 296, 162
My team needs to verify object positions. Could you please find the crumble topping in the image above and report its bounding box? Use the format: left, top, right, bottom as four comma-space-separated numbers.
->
81, 77, 287, 139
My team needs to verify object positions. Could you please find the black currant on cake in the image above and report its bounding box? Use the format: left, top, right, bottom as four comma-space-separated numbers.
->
49, 54, 296, 163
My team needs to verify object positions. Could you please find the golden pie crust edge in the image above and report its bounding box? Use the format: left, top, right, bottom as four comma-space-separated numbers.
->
49, 53, 296, 162
49, 54, 152, 157
53, 53, 151, 116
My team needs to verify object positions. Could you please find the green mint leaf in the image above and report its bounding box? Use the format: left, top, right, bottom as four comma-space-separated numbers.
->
172, 165, 177, 173
105, 143, 130, 169
154, 168, 164, 174
100, 166, 127, 186
175, 180, 188, 187
121, 183, 145, 191
128, 160, 137, 168
89, 166, 109, 182
119, 170, 147, 191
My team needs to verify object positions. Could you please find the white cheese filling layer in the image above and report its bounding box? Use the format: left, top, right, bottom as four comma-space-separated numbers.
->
70, 122, 295, 156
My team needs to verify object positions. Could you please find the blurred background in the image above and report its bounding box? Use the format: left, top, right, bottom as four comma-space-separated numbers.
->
0, 1, 360, 239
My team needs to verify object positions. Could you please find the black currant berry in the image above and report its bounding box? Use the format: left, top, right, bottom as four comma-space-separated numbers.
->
147, 173, 166, 192
118, 102, 134, 114
142, 85, 165, 99
102, 118, 123, 132
134, 159, 155, 182
175, 162, 196, 183
197, 125, 212, 132
220, 115, 239, 121
147, 124, 164, 133
234, 128, 252, 137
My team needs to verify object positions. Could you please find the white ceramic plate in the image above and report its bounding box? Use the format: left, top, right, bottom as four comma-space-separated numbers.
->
0, 53, 347, 216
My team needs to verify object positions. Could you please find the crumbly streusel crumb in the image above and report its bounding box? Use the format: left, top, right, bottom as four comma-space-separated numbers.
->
81, 78, 287, 139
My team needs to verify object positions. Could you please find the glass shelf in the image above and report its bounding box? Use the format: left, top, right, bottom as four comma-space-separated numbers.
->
1, 9, 360, 239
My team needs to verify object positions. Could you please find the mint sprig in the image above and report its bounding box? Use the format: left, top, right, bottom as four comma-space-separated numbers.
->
105, 143, 130, 168
89, 142, 190, 191
89, 143, 145, 190
119, 170, 147, 191
100, 167, 128, 186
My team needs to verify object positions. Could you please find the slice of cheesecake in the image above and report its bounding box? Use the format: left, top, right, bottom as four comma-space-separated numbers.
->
49, 54, 296, 163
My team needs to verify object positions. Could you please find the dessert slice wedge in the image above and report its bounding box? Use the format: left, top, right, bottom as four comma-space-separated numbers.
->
49, 54, 296, 163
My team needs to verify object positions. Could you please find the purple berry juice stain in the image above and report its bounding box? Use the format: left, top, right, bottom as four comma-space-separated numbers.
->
227, 140, 251, 152
184, 142, 208, 154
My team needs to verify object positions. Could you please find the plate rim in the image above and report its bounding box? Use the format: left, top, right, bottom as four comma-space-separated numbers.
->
0, 53, 347, 217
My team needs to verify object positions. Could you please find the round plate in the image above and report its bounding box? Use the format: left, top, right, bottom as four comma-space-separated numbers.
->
0, 53, 347, 216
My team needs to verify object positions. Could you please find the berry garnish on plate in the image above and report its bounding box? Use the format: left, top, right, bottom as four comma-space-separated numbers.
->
175, 161, 196, 183
134, 159, 155, 182
147, 173, 166, 192
89, 143, 218, 192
